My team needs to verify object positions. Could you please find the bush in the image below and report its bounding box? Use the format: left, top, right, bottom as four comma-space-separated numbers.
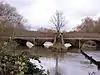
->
0, 38, 47, 75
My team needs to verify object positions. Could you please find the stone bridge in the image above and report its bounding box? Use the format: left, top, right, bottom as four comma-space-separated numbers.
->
1, 31, 100, 49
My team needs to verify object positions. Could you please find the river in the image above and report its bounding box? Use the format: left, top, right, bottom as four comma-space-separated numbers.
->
26, 47, 100, 75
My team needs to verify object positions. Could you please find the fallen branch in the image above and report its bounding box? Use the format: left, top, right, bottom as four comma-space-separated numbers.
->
80, 50, 100, 70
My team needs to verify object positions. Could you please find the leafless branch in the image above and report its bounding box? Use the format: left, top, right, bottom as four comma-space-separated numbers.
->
50, 10, 66, 32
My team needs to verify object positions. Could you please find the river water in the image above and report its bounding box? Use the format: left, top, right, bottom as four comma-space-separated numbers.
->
27, 47, 100, 75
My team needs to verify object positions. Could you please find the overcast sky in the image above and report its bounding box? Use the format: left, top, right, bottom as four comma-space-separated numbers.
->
3, 0, 100, 31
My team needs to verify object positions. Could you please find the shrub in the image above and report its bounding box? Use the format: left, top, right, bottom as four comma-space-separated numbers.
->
0, 38, 47, 75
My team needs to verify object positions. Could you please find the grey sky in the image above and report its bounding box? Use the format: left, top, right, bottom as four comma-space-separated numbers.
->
3, 0, 100, 31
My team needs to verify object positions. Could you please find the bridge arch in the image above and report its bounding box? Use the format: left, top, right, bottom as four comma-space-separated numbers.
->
81, 40, 97, 50
14, 38, 34, 47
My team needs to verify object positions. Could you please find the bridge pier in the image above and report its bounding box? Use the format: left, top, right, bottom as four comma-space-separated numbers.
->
34, 39, 44, 46
78, 39, 81, 52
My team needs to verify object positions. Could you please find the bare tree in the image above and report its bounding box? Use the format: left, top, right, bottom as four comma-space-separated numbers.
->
51, 11, 66, 75
51, 11, 66, 33
0, 2, 26, 36
75, 17, 95, 33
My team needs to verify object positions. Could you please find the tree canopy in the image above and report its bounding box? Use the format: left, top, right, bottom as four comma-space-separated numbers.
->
0, 2, 26, 35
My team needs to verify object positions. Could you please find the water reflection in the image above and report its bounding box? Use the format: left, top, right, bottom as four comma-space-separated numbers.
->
27, 47, 100, 75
